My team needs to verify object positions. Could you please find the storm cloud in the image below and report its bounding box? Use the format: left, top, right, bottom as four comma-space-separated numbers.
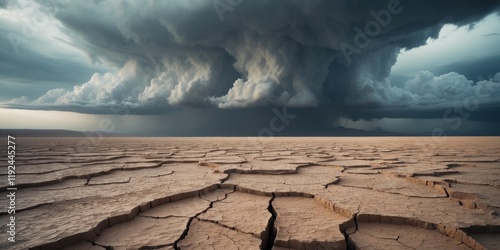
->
2, 0, 500, 134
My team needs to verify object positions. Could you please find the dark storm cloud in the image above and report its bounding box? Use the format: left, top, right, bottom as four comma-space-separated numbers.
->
0, 1, 111, 101
139, 107, 341, 136
0, 35, 105, 84
0, 0, 7, 9
3, 0, 500, 126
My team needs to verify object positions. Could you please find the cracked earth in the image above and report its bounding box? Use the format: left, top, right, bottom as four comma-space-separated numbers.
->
1, 137, 499, 249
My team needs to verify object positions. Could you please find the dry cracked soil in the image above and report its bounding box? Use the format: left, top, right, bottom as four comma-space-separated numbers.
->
0, 137, 499, 249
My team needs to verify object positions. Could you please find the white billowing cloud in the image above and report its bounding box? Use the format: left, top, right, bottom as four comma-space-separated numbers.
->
139, 56, 218, 106
35, 61, 145, 107
33, 88, 67, 104
209, 79, 276, 108
404, 71, 474, 104
348, 71, 500, 107
210, 30, 333, 108
14, 59, 500, 112
402, 71, 500, 106
11, 60, 150, 108
23, 55, 232, 108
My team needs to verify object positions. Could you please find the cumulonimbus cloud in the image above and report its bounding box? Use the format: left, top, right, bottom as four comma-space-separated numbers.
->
4, 0, 500, 114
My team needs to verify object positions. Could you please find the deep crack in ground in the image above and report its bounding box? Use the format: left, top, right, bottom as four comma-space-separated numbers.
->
265, 193, 277, 250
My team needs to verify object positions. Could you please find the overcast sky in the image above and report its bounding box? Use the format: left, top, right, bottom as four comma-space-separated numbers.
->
1, 0, 499, 136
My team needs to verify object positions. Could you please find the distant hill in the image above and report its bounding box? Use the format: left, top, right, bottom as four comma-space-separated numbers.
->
0, 129, 87, 137
0, 127, 498, 137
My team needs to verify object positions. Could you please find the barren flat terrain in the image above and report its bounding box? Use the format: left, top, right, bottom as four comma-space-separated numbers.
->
1, 137, 499, 249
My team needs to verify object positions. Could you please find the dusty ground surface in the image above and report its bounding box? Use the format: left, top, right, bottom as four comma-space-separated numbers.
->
0, 137, 499, 249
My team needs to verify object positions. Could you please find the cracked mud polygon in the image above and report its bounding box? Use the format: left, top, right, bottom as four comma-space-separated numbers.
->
1, 137, 499, 249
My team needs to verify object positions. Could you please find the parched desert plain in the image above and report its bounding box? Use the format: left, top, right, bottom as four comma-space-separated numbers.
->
1, 137, 499, 250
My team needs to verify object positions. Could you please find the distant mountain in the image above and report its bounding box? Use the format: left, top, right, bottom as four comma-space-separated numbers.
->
0, 129, 87, 137
0, 127, 497, 137
1, 127, 392, 137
